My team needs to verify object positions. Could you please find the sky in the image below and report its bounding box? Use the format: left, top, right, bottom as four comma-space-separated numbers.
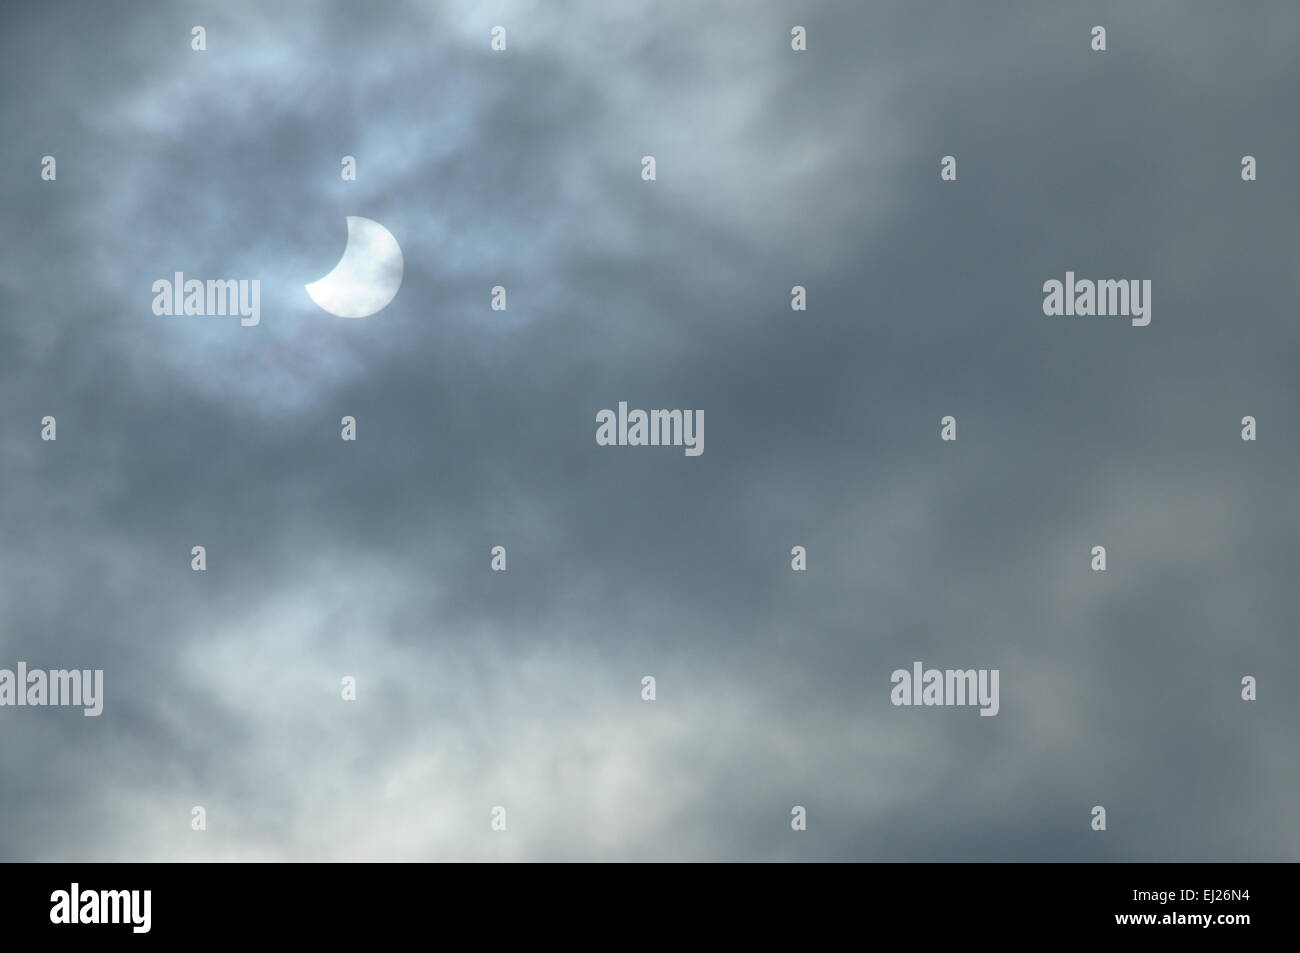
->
1, 0, 1297, 861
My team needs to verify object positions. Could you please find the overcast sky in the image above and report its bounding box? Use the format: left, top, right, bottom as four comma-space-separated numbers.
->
1, 0, 1297, 861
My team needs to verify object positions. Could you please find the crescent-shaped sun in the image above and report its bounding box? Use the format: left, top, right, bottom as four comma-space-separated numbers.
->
305, 216, 404, 318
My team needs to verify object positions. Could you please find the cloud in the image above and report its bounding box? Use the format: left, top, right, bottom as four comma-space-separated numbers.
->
0, 0, 1297, 861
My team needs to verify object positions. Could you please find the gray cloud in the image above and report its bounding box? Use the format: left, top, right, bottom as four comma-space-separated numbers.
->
0, 0, 1297, 861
